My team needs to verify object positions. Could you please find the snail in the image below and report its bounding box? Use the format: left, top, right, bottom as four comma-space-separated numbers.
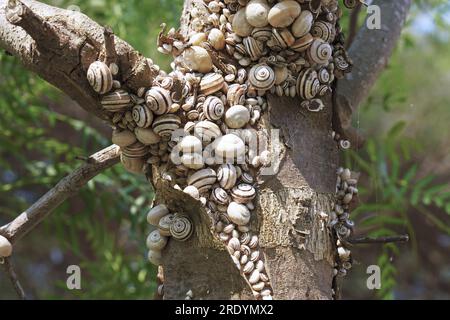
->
134, 127, 161, 145
208, 28, 226, 51
152, 114, 181, 138
308, 39, 332, 65
146, 230, 168, 251
291, 11, 314, 38
158, 213, 175, 237
214, 134, 246, 163
231, 183, 256, 204
203, 96, 225, 121
225, 105, 250, 129
227, 202, 251, 226
101, 89, 131, 112
211, 187, 231, 205
147, 249, 162, 266
232, 8, 254, 37
147, 204, 170, 226
132, 105, 154, 128
183, 185, 200, 200
87, 61, 113, 94
170, 215, 194, 242
182, 46, 213, 73
267, 1, 301, 28
199, 73, 225, 96
187, 168, 217, 193
145, 87, 172, 115
112, 129, 137, 148
194, 120, 222, 144
217, 164, 238, 190
0, 235, 12, 257
248, 64, 275, 92
245, 0, 270, 28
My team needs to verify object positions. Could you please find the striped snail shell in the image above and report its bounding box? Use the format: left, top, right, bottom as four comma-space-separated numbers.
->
271, 28, 295, 49
120, 154, 145, 174
146, 230, 168, 251
296, 69, 320, 100
251, 27, 272, 42
243, 37, 264, 61
318, 68, 331, 84
170, 215, 194, 242
291, 33, 314, 53
101, 89, 131, 112
87, 61, 113, 94
243, 261, 255, 274
211, 187, 231, 205
217, 164, 238, 190
248, 64, 275, 91
231, 183, 256, 204
145, 87, 172, 115
311, 21, 335, 43
187, 168, 217, 193
194, 120, 222, 144
132, 105, 154, 128
249, 235, 259, 249
152, 114, 181, 138
308, 39, 332, 65
199, 73, 225, 96
158, 213, 175, 237
147, 204, 169, 226
227, 201, 251, 226
240, 232, 251, 245
203, 96, 225, 121
227, 84, 246, 106
241, 172, 254, 184
122, 142, 149, 159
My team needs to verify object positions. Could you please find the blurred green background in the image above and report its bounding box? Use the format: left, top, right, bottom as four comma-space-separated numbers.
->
0, 0, 449, 299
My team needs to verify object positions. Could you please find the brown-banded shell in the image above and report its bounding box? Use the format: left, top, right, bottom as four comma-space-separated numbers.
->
228, 237, 241, 251
187, 168, 217, 193
152, 114, 181, 138
217, 164, 238, 190
243, 37, 264, 61
225, 105, 250, 129
200, 73, 225, 95
240, 232, 251, 245
145, 87, 172, 115
87, 61, 113, 94
291, 33, 314, 52
291, 10, 314, 38
194, 120, 222, 144
120, 154, 145, 173
308, 39, 332, 65
112, 129, 136, 148
132, 104, 154, 128
170, 215, 194, 241
203, 96, 225, 121
245, 0, 270, 28
227, 84, 246, 106
231, 184, 256, 204
267, 1, 301, 28
122, 142, 148, 159
158, 213, 175, 236
250, 250, 260, 262
251, 27, 272, 42
211, 187, 231, 205
296, 68, 320, 100
248, 64, 275, 91
227, 201, 251, 226
241, 172, 254, 184
101, 89, 131, 112
243, 261, 255, 274
311, 21, 335, 43
146, 230, 168, 251
272, 28, 295, 49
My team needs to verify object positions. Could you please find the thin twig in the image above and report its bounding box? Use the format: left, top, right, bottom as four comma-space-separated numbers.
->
0, 145, 120, 243
1, 257, 27, 299
347, 234, 409, 245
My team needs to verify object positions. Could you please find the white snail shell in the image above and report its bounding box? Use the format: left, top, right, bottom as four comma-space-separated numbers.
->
101, 89, 131, 112
208, 28, 226, 50
112, 129, 137, 148
308, 39, 332, 65
203, 96, 225, 121
87, 61, 113, 94
231, 184, 256, 204
183, 185, 200, 200
225, 105, 250, 129
232, 8, 254, 37
291, 10, 314, 38
291, 33, 314, 52
227, 201, 251, 226
132, 104, 154, 128
248, 64, 275, 91
0, 235, 12, 257
268, 1, 301, 28
214, 134, 246, 164
187, 168, 217, 193
245, 0, 270, 28
146, 230, 168, 251
243, 261, 255, 274
311, 21, 335, 43
248, 269, 261, 284
170, 215, 194, 242
182, 46, 213, 73
145, 87, 172, 115
181, 153, 205, 170
190, 32, 207, 46
147, 204, 170, 226
147, 249, 162, 266
211, 187, 231, 205
180, 135, 202, 153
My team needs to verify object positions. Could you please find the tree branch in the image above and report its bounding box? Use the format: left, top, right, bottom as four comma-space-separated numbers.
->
1, 257, 27, 299
334, 0, 412, 147
348, 234, 409, 245
0, 145, 120, 243
0, 0, 160, 121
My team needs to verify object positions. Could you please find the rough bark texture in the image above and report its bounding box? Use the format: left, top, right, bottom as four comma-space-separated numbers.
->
0, 0, 412, 300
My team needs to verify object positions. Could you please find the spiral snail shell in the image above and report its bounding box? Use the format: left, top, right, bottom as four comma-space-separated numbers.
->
147, 249, 162, 266
199, 73, 225, 96
267, 1, 301, 28
243, 37, 264, 61
194, 120, 222, 144
248, 64, 275, 91
135, 127, 161, 145
87, 61, 113, 94
122, 142, 148, 159
245, 0, 270, 28
227, 201, 251, 226
311, 21, 335, 43
225, 105, 250, 129
211, 187, 231, 205
112, 129, 137, 148
158, 213, 175, 237
187, 168, 217, 193
296, 68, 320, 100
217, 164, 238, 190
101, 89, 131, 112
170, 215, 194, 242
146, 230, 168, 251
147, 204, 170, 226
231, 183, 256, 204
145, 87, 172, 115
291, 33, 314, 52
203, 96, 225, 121
152, 114, 181, 138
308, 39, 332, 65
132, 104, 154, 128
251, 27, 272, 42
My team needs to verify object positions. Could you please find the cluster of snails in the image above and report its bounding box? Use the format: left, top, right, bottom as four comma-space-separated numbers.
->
85, 0, 354, 300
330, 167, 358, 296
145, 204, 194, 266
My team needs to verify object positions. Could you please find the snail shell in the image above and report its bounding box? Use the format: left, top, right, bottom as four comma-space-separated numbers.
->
181, 153, 205, 170
211, 187, 231, 205
250, 250, 260, 262
232, 8, 254, 37
308, 39, 332, 65
132, 104, 154, 128
152, 114, 181, 138
248, 269, 261, 284
122, 142, 148, 158
248, 64, 275, 92
243, 261, 255, 274
296, 68, 320, 100
245, 0, 270, 28
344, 0, 359, 9
251, 27, 272, 42
194, 120, 222, 144
217, 164, 238, 190
227, 84, 246, 106
87, 61, 113, 94
227, 202, 251, 226
203, 96, 225, 121
291, 33, 314, 52
147, 249, 162, 266
256, 260, 264, 272
267, 1, 301, 28
199, 73, 225, 96
187, 168, 217, 193
135, 127, 161, 145
249, 235, 259, 248
208, 28, 226, 50
243, 37, 264, 61
291, 10, 314, 38
158, 213, 175, 237
145, 87, 172, 115
170, 215, 194, 242
228, 237, 241, 251
182, 46, 213, 73
318, 68, 331, 84
147, 204, 169, 226
183, 185, 200, 200
252, 282, 265, 292
120, 154, 145, 174
180, 135, 202, 153
231, 183, 256, 204
225, 105, 250, 129
101, 89, 131, 112
311, 21, 335, 43
146, 230, 168, 251
0, 235, 12, 257
112, 129, 137, 148
214, 134, 246, 163
190, 32, 207, 46
240, 232, 251, 245
274, 66, 289, 85
272, 28, 295, 49
241, 172, 254, 184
